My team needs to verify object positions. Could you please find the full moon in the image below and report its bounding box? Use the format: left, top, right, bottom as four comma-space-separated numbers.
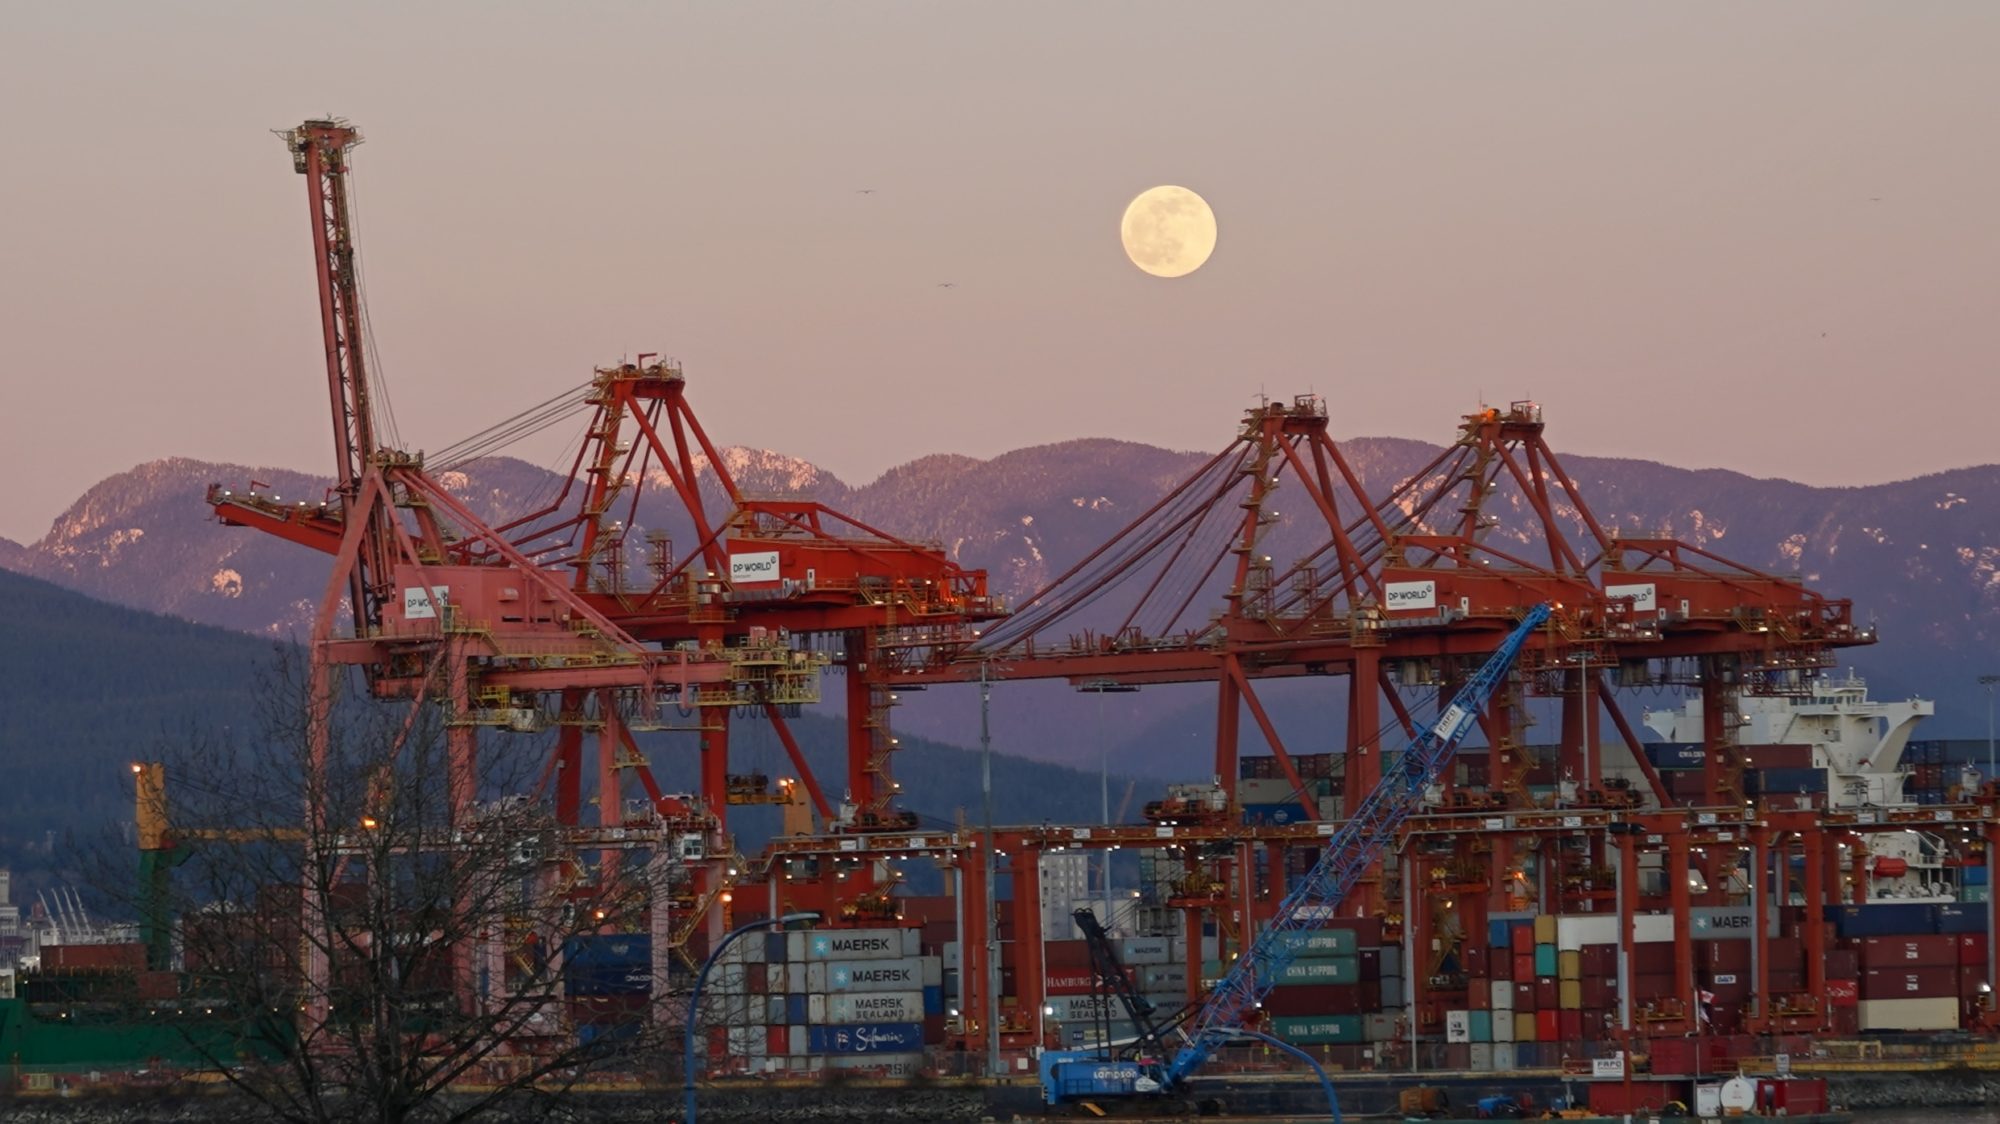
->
1119, 185, 1217, 278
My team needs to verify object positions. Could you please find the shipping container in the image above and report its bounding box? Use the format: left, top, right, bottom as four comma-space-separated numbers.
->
1271, 956, 1360, 986
1271, 1014, 1365, 1044
805, 1022, 926, 1054
826, 992, 927, 1023
804, 929, 912, 961
826, 958, 927, 993
1857, 996, 1959, 1031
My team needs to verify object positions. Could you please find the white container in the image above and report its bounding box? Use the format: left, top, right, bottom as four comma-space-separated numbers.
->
941, 941, 960, 970
788, 932, 806, 963
1859, 996, 1959, 1031
765, 964, 787, 992
807, 993, 827, 1023
827, 991, 926, 1023
788, 1025, 809, 1055
806, 963, 828, 993
805, 929, 906, 961
1556, 915, 1617, 951
1445, 1010, 1471, 1044
902, 928, 922, 957
1492, 986, 1514, 1011
1046, 993, 1125, 1022
1492, 1043, 1516, 1070
922, 957, 943, 988
765, 996, 786, 1024
1365, 1012, 1399, 1042
1469, 1043, 1493, 1070
1634, 912, 1676, 943
825, 1052, 924, 1078
1119, 937, 1172, 965
1491, 1013, 1514, 1043
826, 957, 926, 993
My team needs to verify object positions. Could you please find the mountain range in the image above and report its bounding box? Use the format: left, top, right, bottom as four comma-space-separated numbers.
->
3, 435, 1997, 781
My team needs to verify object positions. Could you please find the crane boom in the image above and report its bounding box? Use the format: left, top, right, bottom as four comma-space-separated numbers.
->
1167, 602, 1549, 1081
1040, 603, 1551, 1105
283, 119, 394, 631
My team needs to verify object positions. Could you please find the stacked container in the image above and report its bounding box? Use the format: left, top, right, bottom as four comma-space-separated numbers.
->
709, 926, 944, 1075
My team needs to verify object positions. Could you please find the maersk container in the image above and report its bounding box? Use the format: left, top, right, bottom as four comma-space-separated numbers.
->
806, 1022, 925, 1054
827, 957, 926, 993
1119, 937, 1172, 965
827, 991, 926, 1023
805, 929, 909, 961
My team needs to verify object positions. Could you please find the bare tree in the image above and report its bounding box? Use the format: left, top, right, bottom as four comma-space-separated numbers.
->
115, 650, 693, 1124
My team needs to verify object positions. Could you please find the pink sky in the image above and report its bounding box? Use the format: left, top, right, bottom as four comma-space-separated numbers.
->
1, 4, 1994, 543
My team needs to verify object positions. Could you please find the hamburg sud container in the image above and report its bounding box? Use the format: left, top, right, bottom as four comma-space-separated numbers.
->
711, 926, 944, 1076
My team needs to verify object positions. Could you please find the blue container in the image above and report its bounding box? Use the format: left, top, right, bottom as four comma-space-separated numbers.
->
1936, 903, 1987, 934
765, 931, 789, 962
1744, 767, 1828, 796
1242, 803, 1310, 826
786, 994, 808, 1024
1968, 866, 1991, 886
1830, 902, 1938, 937
563, 934, 652, 996
1469, 1009, 1492, 1042
923, 985, 944, 1016
1645, 743, 1706, 771
1488, 920, 1512, 949
807, 1022, 925, 1054
1533, 944, 1558, 978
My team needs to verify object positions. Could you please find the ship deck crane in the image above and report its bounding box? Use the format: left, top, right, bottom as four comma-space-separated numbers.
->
1038, 601, 1554, 1108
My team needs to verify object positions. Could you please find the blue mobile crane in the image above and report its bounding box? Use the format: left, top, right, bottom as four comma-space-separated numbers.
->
1038, 603, 1554, 1112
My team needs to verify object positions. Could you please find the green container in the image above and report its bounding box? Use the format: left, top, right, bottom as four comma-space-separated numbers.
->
1272, 955, 1359, 986
1469, 1009, 1492, 1042
1533, 943, 1558, 978
1273, 928, 1359, 957
1272, 1014, 1365, 1044
1964, 885, 1991, 904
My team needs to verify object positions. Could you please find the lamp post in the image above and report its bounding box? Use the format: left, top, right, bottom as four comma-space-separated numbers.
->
685, 911, 820, 1124
1982, 675, 2000, 784
980, 659, 1000, 1077
1079, 680, 1138, 930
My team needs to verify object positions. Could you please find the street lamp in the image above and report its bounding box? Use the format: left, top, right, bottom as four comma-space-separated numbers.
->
684, 910, 820, 1124
1982, 676, 2000, 785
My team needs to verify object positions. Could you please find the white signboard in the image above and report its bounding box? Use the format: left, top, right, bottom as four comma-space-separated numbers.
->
729, 550, 781, 584
402, 585, 450, 620
1384, 580, 1437, 612
1592, 1053, 1626, 1078
1605, 582, 1657, 612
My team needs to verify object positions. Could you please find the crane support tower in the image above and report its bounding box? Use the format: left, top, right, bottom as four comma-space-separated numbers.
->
1039, 602, 1553, 1105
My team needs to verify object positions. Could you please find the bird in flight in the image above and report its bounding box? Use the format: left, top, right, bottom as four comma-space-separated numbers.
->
856, 188, 876, 195
937, 282, 956, 289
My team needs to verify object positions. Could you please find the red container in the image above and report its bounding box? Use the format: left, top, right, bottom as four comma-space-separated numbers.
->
1745, 744, 1813, 769
1582, 945, 1617, 978
1469, 977, 1491, 1008
1263, 983, 1362, 1016
1633, 942, 1676, 974
1558, 1009, 1583, 1041
1830, 1005, 1860, 1034
1958, 934, 1989, 966
1534, 980, 1558, 1009
1703, 941, 1750, 972
1649, 1037, 1695, 1075
1861, 965, 1958, 999
1591, 1078, 1691, 1114
1769, 969, 1805, 992
1960, 964, 1989, 997
1825, 948, 1859, 979
1513, 981, 1536, 1010
1759, 1078, 1829, 1114
1512, 925, 1534, 956
1044, 940, 1091, 970
1514, 953, 1535, 980
1463, 946, 1488, 977
1046, 970, 1106, 995
1632, 973, 1676, 1001
1491, 949, 1513, 981
1358, 949, 1381, 979
1825, 979, 1859, 1007
41, 943, 146, 971
767, 1026, 788, 1055
1767, 937, 1805, 971
1582, 976, 1617, 1009
1535, 1009, 1558, 1041
1861, 934, 1957, 968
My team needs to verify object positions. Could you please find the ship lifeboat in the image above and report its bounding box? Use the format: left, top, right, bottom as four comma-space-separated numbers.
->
1871, 856, 1910, 877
